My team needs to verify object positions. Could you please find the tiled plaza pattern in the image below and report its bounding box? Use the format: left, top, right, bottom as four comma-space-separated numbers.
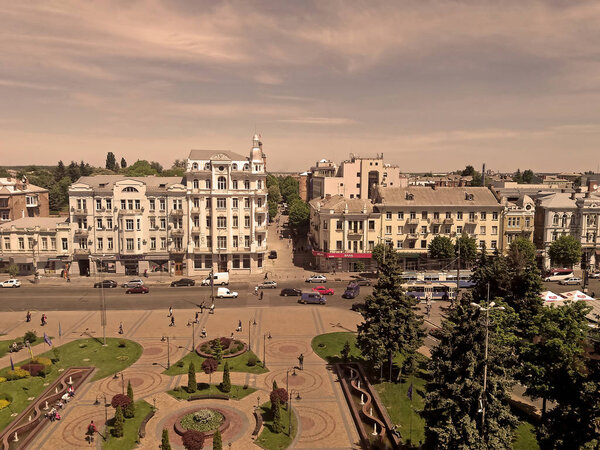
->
0, 305, 363, 449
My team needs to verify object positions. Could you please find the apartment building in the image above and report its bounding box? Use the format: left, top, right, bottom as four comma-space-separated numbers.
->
0, 178, 49, 222
308, 195, 381, 272
309, 154, 407, 200
500, 194, 535, 251
0, 217, 71, 275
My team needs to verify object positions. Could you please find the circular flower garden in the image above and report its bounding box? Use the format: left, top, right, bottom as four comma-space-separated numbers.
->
174, 407, 230, 437
196, 337, 247, 359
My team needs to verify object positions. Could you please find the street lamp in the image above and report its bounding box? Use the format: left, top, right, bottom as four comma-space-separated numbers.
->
248, 320, 252, 352
263, 334, 269, 368
161, 336, 171, 369
288, 389, 301, 435
470, 301, 505, 438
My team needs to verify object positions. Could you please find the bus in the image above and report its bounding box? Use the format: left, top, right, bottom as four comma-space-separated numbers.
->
401, 271, 475, 288
544, 268, 574, 282
402, 282, 456, 300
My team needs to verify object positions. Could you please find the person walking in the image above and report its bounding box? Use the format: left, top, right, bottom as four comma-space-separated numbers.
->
170, 315, 175, 327
41, 314, 47, 326
118, 322, 124, 334
26, 311, 31, 322
200, 302, 204, 314
237, 320, 242, 332
201, 327, 207, 338
168, 306, 173, 317
260, 291, 264, 300
254, 286, 258, 295
195, 311, 200, 323
298, 353, 304, 370
264, 272, 268, 280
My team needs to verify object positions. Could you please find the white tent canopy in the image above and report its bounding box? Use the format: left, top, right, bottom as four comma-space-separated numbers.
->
540, 291, 563, 302
560, 290, 594, 301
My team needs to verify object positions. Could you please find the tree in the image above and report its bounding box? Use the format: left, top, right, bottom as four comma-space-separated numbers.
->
272, 397, 284, 434
212, 339, 223, 363
341, 341, 351, 362
221, 361, 231, 393
508, 237, 536, 266
124, 160, 159, 177
270, 388, 288, 411
202, 358, 218, 385
106, 152, 117, 171
49, 176, 71, 212
188, 361, 197, 393
150, 161, 163, 173
268, 184, 281, 204
55, 160, 66, 182
461, 165, 476, 176
272, 380, 278, 391
455, 234, 478, 262
161, 429, 172, 450
371, 242, 392, 268
172, 159, 186, 169
66, 161, 80, 182
120, 157, 127, 169
428, 236, 454, 260
182, 430, 205, 450
518, 301, 591, 418
7, 264, 19, 278
357, 246, 424, 375
124, 380, 135, 418
266, 174, 279, 189
162, 167, 185, 177
268, 200, 278, 222
111, 394, 132, 409
423, 299, 518, 448
113, 406, 124, 437
549, 235, 582, 267
279, 176, 299, 203
513, 168, 523, 183
522, 169, 535, 184
212, 428, 222, 450
288, 199, 309, 229
79, 161, 93, 176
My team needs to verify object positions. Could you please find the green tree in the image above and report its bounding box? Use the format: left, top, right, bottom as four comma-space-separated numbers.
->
268, 200, 278, 222
124, 380, 135, 418
509, 237, 536, 266
212, 428, 223, 450
66, 161, 80, 182
49, 176, 71, 212
279, 176, 299, 203
150, 161, 163, 173
55, 160, 66, 182
522, 169, 535, 184
428, 235, 454, 259
7, 264, 19, 278
272, 397, 283, 433
202, 358, 218, 385
549, 235, 582, 267
423, 299, 518, 448
0, 167, 10, 178
268, 184, 281, 204
187, 361, 197, 393
221, 361, 231, 393
162, 167, 185, 177
113, 405, 124, 437
371, 242, 392, 268
161, 429, 172, 450
124, 160, 159, 177
106, 152, 117, 171
288, 199, 309, 229
172, 159, 186, 169
212, 339, 223, 363
341, 340, 351, 362
357, 246, 424, 375
513, 168, 523, 183
120, 157, 127, 169
266, 174, 279, 189
455, 234, 478, 262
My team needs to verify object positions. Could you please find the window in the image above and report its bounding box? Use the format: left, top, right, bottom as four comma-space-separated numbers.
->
323, 221, 328, 230
397, 240, 403, 249
41, 237, 48, 250
159, 199, 166, 211
243, 255, 251, 268
217, 198, 226, 209
128, 200, 133, 210
244, 163, 249, 171
206, 216, 212, 227
397, 225, 403, 234
205, 163, 210, 170
421, 211, 428, 219
122, 187, 138, 192
160, 237, 166, 249
205, 255, 212, 268
61, 238, 68, 250
446, 212, 451, 219
244, 236, 251, 248
257, 235, 263, 246
193, 179, 199, 189
206, 198, 212, 208
97, 218, 103, 230
457, 211, 463, 220
244, 198, 250, 208
386, 212, 392, 220
457, 226, 463, 234
336, 220, 343, 230
421, 226, 427, 234
232, 255, 240, 268
479, 240, 485, 248
150, 237, 156, 250
96, 199, 102, 210
525, 218, 531, 227
491, 240, 497, 249
232, 198, 238, 208
206, 236, 212, 248
106, 218, 113, 229
217, 236, 227, 249
480, 226, 486, 235
397, 212, 404, 220
553, 214, 559, 226
149, 199, 155, 210
368, 241, 374, 250
126, 219, 134, 230
368, 220, 375, 230
336, 240, 343, 250
233, 180, 238, 189
193, 198, 200, 208
160, 218, 166, 229
217, 176, 226, 189
233, 216, 239, 227
120, 200, 126, 210
386, 225, 392, 234
135, 199, 141, 209
106, 199, 112, 210
232, 236, 238, 248
433, 225, 439, 234
445, 226, 451, 234
205, 180, 211, 189
410, 211, 416, 219
244, 180, 250, 189
420, 239, 427, 248
244, 216, 250, 227
257, 180, 263, 189
480, 212, 486, 220
469, 212, 476, 221
51, 238, 56, 250
136, 218, 141, 230
258, 253, 263, 268
126, 239, 134, 250
138, 238, 142, 250
232, 163, 238, 170
77, 199, 87, 210
562, 214, 567, 227
18, 237, 24, 250
433, 212, 439, 220
492, 226, 498, 235
28, 237, 34, 249
217, 216, 227, 228
173, 199, 182, 210
492, 212, 498, 220
150, 217, 156, 229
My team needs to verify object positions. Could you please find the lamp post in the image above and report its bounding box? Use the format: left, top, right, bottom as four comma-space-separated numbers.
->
263, 334, 268, 368
103, 394, 108, 425
288, 390, 301, 435
248, 320, 252, 352
470, 301, 505, 439
161, 336, 170, 369
286, 367, 297, 409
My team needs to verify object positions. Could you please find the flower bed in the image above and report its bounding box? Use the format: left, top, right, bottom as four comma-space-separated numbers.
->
196, 337, 247, 359
173, 407, 230, 438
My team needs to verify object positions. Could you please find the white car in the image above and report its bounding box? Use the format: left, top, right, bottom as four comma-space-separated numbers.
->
258, 280, 278, 289
559, 277, 582, 286
306, 274, 327, 283
1, 279, 21, 288
217, 287, 238, 298
589, 272, 600, 279
122, 279, 144, 288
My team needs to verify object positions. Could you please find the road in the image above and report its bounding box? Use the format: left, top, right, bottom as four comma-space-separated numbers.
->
0, 279, 373, 312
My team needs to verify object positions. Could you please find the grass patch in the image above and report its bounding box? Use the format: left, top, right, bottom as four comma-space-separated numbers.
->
104, 400, 153, 450
0, 338, 142, 432
513, 420, 539, 450
0, 337, 48, 359
311, 332, 363, 364
168, 383, 256, 401
163, 350, 268, 376
255, 401, 298, 450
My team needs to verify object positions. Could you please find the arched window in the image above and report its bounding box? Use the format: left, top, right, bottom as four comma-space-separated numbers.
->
244, 180, 250, 190
562, 214, 567, 227
243, 163, 249, 171
193, 179, 199, 189
257, 180, 263, 189
192, 162, 198, 170
232, 163, 238, 170
553, 214, 559, 226
217, 176, 227, 190
122, 187, 139, 192
205, 180, 211, 189
204, 163, 210, 170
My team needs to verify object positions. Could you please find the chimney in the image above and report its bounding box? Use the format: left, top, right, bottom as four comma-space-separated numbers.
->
588, 180, 599, 192
481, 163, 486, 186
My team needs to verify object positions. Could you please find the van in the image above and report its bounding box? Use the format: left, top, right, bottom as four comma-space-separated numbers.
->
544, 269, 573, 282
201, 272, 229, 286
299, 292, 326, 305
217, 287, 238, 298
343, 284, 360, 299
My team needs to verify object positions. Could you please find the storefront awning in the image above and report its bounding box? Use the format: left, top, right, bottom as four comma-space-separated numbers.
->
10, 256, 33, 264
312, 250, 372, 259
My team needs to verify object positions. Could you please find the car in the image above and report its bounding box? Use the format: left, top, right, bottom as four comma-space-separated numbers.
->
170, 278, 195, 287
559, 277, 582, 285
122, 279, 144, 288
590, 272, 600, 279
351, 277, 372, 286
268, 250, 278, 259
217, 287, 238, 298
125, 285, 149, 294
343, 284, 360, 299
312, 285, 334, 295
305, 274, 327, 283
94, 280, 117, 288
280, 288, 302, 297
299, 292, 326, 304
258, 280, 278, 289
1, 279, 21, 288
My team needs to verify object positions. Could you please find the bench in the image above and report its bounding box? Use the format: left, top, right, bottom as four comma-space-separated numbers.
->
252, 410, 263, 437
8, 342, 25, 353
187, 394, 230, 401
138, 409, 156, 439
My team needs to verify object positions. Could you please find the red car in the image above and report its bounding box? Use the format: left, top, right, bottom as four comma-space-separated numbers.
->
312, 286, 334, 295
126, 286, 149, 294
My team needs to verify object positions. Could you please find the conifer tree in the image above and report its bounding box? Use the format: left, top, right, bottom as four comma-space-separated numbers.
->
188, 361, 197, 393
113, 406, 124, 437
161, 429, 172, 450
221, 361, 231, 393
272, 397, 283, 434
124, 380, 135, 418
212, 428, 223, 450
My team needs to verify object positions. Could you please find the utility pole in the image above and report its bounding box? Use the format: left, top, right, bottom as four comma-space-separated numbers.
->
248, 320, 252, 352
456, 243, 461, 301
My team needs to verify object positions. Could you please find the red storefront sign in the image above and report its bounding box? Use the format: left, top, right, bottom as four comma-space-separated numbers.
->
311, 250, 372, 259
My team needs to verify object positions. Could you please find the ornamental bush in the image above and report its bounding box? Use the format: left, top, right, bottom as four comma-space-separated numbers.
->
20, 363, 44, 377
247, 355, 258, 367
182, 430, 205, 450
112, 406, 124, 437
6, 368, 30, 380
188, 361, 197, 393
110, 393, 132, 409
23, 330, 37, 343
161, 429, 172, 450
270, 388, 288, 407
32, 357, 52, 367
220, 361, 231, 393
124, 381, 135, 418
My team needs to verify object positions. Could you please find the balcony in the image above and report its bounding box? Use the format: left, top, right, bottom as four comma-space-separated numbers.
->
347, 231, 363, 240
430, 217, 442, 224
74, 229, 89, 236
71, 207, 87, 215
255, 204, 267, 212
119, 208, 144, 215
169, 247, 186, 254
466, 215, 478, 224
26, 201, 38, 208
407, 233, 419, 240
191, 226, 201, 233
170, 209, 184, 216
121, 248, 143, 255
73, 248, 90, 255
171, 228, 185, 236
406, 218, 419, 225
443, 218, 454, 225
191, 207, 201, 214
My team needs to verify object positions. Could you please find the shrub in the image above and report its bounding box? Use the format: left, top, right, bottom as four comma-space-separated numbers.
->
118, 339, 127, 348
124, 381, 135, 418
270, 388, 288, 410
341, 341, 351, 362
52, 348, 60, 362
182, 430, 205, 450
220, 361, 231, 393
110, 394, 132, 409
112, 406, 124, 437
6, 368, 30, 380
20, 363, 45, 377
0, 377, 6, 383
0, 399, 10, 410
7, 264, 18, 278
79, 343, 87, 348
161, 429, 172, 450
188, 361, 197, 393
213, 428, 222, 450
177, 360, 184, 368
218, 337, 232, 349
272, 397, 283, 434
202, 358, 218, 385
23, 330, 37, 343
32, 357, 52, 367
247, 354, 258, 367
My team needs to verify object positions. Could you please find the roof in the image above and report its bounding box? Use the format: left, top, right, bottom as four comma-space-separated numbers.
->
535, 192, 582, 208
73, 175, 184, 190
0, 178, 48, 194
375, 186, 501, 207
309, 195, 375, 214
0, 217, 68, 230
188, 150, 248, 161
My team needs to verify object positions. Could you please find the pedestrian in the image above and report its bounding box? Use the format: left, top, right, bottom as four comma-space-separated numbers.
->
298, 353, 304, 370
195, 311, 199, 323
26, 311, 31, 322
209, 304, 215, 314
41, 314, 47, 326
67, 275, 70, 282
254, 286, 258, 295
168, 306, 173, 317
201, 327, 207, 338
237, 320, 242, 332
264, 272, 268, 280
200, 302, 204, 314
260, 291, 264, 300
118, 322, 124, 334
592, 291, 596, 298
230, 332, 234, 339
170, 315, 175, 327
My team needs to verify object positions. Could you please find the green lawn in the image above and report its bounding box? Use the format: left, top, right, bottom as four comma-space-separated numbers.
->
0, 336, 48, 359
513, 420, 540, 450
0, 338, 142, 431
104, 400, 153, 450
168, 383, 256, 401
311, 331, 363, 364
255, 401, 298, 450
163, 350, 268, 376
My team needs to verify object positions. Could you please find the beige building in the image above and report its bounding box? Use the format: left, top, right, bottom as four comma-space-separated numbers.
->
500, 194, 535, 251
0, 178, 50, 222
308, 195, 381, 272
0, 217, 71, 275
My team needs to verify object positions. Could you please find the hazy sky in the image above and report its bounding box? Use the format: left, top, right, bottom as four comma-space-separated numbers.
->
2, 1, 600, 172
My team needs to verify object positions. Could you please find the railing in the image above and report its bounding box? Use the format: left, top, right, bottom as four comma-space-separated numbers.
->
73, 248, 90, 255
171, 228, 185, 236
406, 218, 419, 225
71, 208, 87, 215
74, 229, 88, 236
170, 209, 184, 216
443, 218, 454, 224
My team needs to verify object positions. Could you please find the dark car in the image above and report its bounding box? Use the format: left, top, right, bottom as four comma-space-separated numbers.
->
94, 280, 117, 288
280, 288, 302, 297
352, 277, 372, 286
343, 284, 360, 299
125, 286, 149, 294
268, 250, 278, 259
170, 278, 195, 287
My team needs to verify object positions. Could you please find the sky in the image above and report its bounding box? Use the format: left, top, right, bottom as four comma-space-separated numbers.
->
1, 0, 600, 173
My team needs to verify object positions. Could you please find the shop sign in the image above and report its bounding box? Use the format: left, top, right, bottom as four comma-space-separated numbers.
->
311, 250, 372, 259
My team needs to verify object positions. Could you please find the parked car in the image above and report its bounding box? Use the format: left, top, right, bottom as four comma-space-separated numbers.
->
258, 280, 278, 289
305, 274, 327, 283
559, 277, 582, 285
299, 292, 326, 304
312, 285, 334, 295
268, 250, 278, 259
350, 277, 372, 286
170, 278, 195, 287
280, 288, 302, 297
343, 284, 360, 299
217, 287, 238, 298
1, 279, 21, 288
94, 280, 117, 288
589, 272, 600, 279
125, 285, 149, 294
201, 272, 229, 286
122, 279, 144, 288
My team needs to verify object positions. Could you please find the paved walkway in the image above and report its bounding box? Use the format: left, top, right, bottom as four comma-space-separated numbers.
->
0, 305, 363, 449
